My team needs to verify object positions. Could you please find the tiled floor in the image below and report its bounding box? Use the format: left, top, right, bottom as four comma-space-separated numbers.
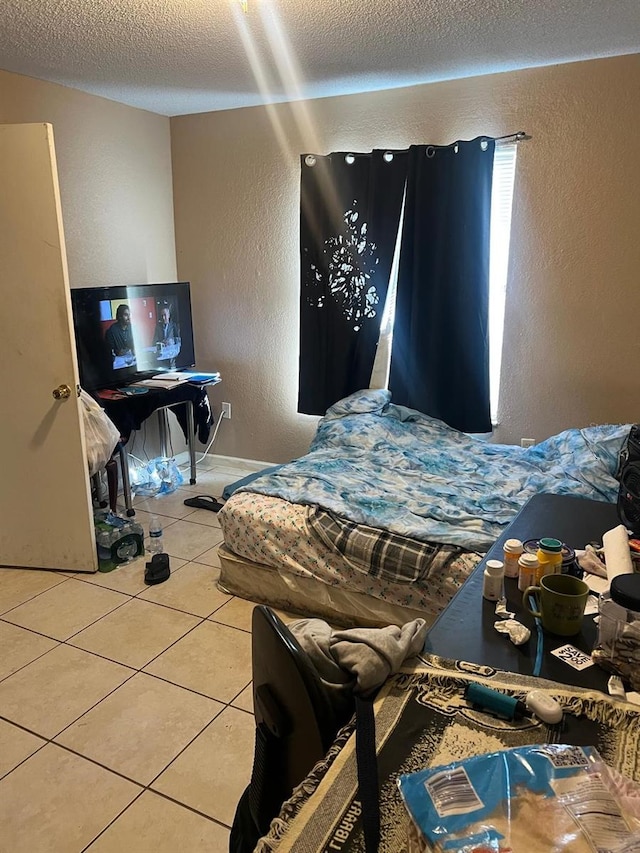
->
0, 456, 278, 853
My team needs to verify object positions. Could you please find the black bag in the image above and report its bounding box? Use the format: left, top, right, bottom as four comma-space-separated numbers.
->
616, 425, 640, 535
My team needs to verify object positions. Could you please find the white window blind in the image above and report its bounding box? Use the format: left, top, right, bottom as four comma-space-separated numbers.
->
369, 187, 404, 389
489, 142, 518, 424
370, 142, 518, 425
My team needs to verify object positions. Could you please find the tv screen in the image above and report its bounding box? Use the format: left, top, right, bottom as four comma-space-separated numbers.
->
70, 282, 196, 391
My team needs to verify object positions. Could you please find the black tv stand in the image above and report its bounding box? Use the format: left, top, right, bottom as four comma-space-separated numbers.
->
97, 382, 220, 507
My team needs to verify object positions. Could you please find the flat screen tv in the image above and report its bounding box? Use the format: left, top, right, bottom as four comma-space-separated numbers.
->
70, 282, 196, 391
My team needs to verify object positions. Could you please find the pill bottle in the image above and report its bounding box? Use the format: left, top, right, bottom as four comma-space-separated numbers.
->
560, 544, 581, 578
518, 552, 539, 592
592, 574, 640, 691
524, 538, 581, 579
503, 538, 524, 578
483, 559, 505, 601
535, 537, 563, 582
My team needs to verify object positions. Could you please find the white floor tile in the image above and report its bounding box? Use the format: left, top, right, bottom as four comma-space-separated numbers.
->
0, 466, 273, 849
152, 707, 254, 826
85, 791, 230, 851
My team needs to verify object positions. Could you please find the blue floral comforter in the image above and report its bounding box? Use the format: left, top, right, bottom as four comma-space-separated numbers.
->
238, 390, 628, 551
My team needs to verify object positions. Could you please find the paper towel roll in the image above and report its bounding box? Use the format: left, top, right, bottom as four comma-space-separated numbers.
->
603, 524, 634, 582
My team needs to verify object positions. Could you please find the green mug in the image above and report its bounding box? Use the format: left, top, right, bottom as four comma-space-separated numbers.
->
523, 573, 590, 636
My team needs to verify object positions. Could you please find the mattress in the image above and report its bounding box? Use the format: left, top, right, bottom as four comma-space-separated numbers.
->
217, 546, 429, 628
216, 389, 630, 626
217, 491, 482, 627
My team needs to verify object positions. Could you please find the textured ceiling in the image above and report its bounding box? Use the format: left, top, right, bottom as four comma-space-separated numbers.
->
2, 0, 639, 116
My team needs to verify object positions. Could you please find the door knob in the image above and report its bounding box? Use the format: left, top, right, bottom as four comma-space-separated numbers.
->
52, 384, 72, 400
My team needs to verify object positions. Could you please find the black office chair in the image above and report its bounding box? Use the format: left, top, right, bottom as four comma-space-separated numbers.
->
230, 605, 355, 853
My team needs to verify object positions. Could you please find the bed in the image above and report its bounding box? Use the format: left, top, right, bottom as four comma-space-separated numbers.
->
217, 389, 628, 627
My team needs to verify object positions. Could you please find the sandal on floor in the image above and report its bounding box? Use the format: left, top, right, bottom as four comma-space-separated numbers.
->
183, 495, 224, 512
145, 553, 171, 585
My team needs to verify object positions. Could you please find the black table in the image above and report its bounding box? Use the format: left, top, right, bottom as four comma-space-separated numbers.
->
424, 493, 620, 690
99, 382, 215, 486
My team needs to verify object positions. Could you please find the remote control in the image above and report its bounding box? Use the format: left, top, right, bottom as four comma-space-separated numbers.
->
525, 689, 563, 724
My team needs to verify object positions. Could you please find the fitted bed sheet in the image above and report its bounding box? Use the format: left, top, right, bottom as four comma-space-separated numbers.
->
217, 491, 482, 626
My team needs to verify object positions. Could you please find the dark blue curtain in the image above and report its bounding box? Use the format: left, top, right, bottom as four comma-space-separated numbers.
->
389, 138, 495, 433
298, 150, 407, 415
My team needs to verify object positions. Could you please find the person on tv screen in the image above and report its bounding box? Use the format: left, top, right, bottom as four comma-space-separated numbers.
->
105, 304, 135, 362
154, 305, 179, 346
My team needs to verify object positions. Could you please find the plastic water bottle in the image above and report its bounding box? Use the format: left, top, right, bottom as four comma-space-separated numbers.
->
148, 515, 164, 554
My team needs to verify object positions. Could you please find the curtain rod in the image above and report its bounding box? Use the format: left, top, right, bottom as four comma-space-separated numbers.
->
302, 132, 531, 164
495, 131, 531, 145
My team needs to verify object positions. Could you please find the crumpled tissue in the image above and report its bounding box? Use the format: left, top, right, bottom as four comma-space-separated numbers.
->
495, 618, 531, 646
576, 545, 607, 578
495, 598, 515, 620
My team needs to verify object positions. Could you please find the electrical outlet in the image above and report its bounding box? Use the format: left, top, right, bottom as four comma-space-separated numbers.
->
221, 402, 231, 419
520, 437, 535, 448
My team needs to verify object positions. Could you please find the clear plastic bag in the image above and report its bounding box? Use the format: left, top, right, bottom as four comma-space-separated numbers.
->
80, 389, 120, 477
128, 455, 184, 497
592, 587, 640, 691
399, 744, 640, 852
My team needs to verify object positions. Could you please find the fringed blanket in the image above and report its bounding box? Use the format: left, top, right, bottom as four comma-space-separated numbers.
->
256, 655, 640, 853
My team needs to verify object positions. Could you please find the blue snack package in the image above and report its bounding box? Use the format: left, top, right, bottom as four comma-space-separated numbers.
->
398, 744, 640, 852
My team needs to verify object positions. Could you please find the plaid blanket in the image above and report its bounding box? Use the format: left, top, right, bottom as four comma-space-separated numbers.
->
308, 507, 481, 583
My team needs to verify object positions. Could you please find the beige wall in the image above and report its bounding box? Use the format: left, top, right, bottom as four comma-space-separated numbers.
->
171, 54, 640, 463
0, 69, 176, 288
5, 58, 635, 466
0, 69, 181, 457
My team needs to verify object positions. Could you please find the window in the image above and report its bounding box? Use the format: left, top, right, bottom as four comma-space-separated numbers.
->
488, 143, 518, 423
371, 143, 518, 426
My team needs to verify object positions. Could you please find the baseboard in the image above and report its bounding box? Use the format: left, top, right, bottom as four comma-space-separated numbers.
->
171, 449, 273, 473
207, 452, 275, 472
172, 450, 190, 466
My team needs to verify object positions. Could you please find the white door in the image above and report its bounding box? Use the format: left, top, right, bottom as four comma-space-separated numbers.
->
0, 123, 98, 572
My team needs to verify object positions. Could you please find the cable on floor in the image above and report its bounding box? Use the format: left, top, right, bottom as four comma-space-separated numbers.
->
177, 408, 225, 469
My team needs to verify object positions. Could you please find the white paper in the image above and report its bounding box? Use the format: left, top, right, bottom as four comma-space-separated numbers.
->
585, 574, 609, 595
603, 524, 634, 582
152, 371, 195, 380
584, 594, 600, 616
132, 378, 184, 389
550, 644, 594, 671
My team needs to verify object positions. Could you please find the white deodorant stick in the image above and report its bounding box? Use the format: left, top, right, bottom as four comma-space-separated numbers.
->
525, 689, 563, 725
